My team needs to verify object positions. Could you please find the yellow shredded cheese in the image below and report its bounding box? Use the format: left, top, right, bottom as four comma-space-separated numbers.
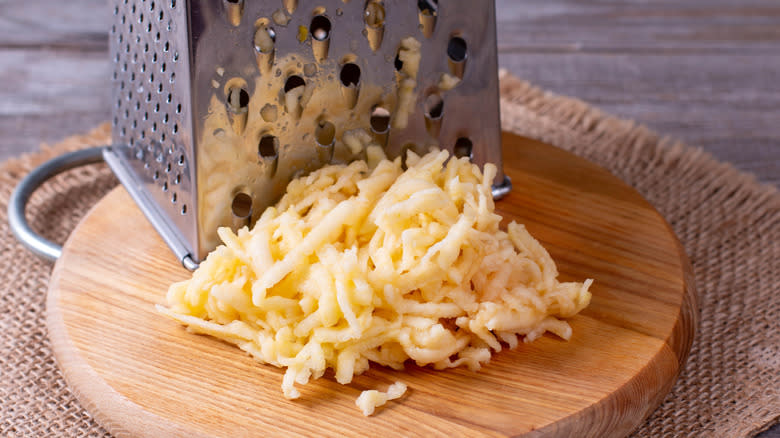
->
356, 381, 407, 416
158, 148, 592, 400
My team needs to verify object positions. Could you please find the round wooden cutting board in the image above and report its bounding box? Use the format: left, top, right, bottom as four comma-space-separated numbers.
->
46, 133, 696, 438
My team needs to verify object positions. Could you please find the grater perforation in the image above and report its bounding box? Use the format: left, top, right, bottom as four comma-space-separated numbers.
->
106, 0, 510, 268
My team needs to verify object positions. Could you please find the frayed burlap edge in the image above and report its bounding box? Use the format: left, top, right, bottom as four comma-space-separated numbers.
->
1, 73, 778, 437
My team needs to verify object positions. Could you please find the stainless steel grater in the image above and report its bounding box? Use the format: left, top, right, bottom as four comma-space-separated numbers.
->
10, 0, 510, 270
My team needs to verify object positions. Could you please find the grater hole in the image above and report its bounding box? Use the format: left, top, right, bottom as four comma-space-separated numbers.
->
370, 106, 391, 134
364, 1, 385, 50
258, 135, 279, 159
181, 204, 187, 215
153, 170, 160, 180
424, 93, 444, 120
224, 0, 244, 27
417, 0, 439, 38
175, 173, 181, 184
171, 192, 177, 203
173, 123, 179, 134
253, 23, 276, 54
283, 0, 297, 14
178, 154, 185, 165
227, 86, 250, 113
231, 193, 253, 219
447, 36, 467, 62
454, 137, 473, 159
340, 63, 360, 87
162, 181, 168, 192
284, 75, 305, 93
447, 36, 467, 78
284, 76, 306, 116
315, 120, 336, 147
310, 15, 331, 41
364, 1, 385, 28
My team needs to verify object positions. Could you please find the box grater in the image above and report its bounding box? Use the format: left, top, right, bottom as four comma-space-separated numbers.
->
101, 0, 511, 269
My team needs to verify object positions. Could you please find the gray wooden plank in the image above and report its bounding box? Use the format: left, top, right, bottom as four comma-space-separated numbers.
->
0, 49, 109, 159
499, 53, 780, 185
498, 53, 780, 105
495, 0, 780, 52
0, 0, 108, 50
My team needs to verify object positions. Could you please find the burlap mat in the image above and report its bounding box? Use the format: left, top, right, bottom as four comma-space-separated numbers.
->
1, 72, 777, 437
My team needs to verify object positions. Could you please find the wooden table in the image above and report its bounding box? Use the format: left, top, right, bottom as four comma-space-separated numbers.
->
1, 1, 777, 436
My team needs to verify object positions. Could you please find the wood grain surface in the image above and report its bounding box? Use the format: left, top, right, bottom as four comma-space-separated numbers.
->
47, 134, 697, 438
1, 1, 778, 187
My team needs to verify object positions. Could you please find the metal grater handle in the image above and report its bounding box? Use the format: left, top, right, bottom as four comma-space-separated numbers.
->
8, 147, 108, 262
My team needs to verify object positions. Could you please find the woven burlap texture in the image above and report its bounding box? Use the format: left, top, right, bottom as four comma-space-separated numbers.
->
1, 73, 778, 438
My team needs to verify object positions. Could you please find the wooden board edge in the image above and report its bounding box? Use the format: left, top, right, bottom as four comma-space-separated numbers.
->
500, 133, 700, 437
45, 197, 208, 438
528, 342, 681, 438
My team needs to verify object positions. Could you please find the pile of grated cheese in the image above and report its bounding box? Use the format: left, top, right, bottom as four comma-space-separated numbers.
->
158, 148, 592, 414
